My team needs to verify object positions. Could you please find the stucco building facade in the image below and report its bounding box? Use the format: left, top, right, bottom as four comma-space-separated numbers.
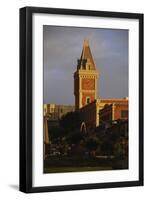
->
74, 40, 128, 127
79, 98, 128, 127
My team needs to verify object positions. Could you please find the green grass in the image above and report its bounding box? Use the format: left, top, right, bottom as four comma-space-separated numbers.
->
43, 156, 127, 173
44, 156, 113, 173
44, 166, 112, 173
44, 156, 113, 167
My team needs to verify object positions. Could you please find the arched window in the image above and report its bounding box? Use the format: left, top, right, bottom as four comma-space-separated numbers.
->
86, 97, 90, 104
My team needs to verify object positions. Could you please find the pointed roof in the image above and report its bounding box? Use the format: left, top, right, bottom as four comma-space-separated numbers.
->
77, 39, 96, 70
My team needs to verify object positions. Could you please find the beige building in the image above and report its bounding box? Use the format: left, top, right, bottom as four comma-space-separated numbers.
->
44, 103, 75, 119
80, 98, 128, 127
99, 101, 128, 124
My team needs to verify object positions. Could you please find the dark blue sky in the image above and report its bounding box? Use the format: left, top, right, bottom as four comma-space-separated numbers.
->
43, 26, 128, 104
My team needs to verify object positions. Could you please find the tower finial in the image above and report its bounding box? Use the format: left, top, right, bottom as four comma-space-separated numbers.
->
84, 39, 89, 47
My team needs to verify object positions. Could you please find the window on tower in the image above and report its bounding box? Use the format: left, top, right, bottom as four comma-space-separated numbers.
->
121, 110, 128, 118
86, 97, 90, 104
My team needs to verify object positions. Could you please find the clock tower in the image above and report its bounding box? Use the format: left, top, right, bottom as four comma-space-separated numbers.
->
74, 40, 99, 110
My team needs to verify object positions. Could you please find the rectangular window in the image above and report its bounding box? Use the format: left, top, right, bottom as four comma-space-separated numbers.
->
50, 108, 54, 113
121, 110, 128, 118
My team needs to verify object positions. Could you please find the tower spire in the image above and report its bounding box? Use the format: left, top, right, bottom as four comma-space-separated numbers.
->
74, 39, 98, 110
77, 39, 96, 70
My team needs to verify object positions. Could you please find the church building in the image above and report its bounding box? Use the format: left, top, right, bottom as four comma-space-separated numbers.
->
74, 39, 128, 127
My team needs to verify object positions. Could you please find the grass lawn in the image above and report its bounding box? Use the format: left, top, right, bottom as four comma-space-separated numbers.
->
44, 166, 112, 173
44, 156, 113, 173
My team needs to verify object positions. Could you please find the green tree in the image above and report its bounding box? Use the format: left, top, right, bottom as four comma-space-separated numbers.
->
86, 137, 99, 157
49, 126, 66, 142
59, 111, 81, 131
67, 130, 84, 145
